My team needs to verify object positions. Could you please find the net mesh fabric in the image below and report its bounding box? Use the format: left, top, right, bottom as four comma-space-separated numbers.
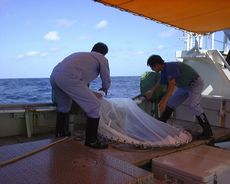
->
98, 98, 192, 148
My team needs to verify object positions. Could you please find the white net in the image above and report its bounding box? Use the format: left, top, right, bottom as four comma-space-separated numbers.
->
99, 98, 192, 148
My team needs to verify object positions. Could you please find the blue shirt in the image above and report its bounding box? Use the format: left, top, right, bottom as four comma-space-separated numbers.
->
160, 62, 199, 87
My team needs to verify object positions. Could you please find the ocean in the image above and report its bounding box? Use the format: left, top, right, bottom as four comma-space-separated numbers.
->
0, 76, 141, 104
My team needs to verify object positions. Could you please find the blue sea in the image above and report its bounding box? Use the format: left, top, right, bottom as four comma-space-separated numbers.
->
0, 76, 141, 104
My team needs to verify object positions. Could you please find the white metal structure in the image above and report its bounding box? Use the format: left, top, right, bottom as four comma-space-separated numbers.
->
173, 32, 230, 128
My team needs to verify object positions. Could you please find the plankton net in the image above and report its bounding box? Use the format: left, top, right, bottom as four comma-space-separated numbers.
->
98, 98, 192, 148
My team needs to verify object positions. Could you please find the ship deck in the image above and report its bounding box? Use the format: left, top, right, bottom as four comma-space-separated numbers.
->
0, 121, 230, 184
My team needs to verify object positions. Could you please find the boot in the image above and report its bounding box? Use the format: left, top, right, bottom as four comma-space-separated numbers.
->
196, 113, 213, 139
55, 112, 62, 137
55, 112, 70, 137
85, 117, 108, 149
63, 113, 71, 136
158, 106, 174, 123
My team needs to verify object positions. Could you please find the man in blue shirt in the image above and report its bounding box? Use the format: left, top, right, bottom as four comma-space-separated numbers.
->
50, 42, 111, 149
145, 55, 213, 139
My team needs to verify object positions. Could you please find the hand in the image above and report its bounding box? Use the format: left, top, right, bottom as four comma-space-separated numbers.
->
99, 88, 108, 95
144, 89, 154, 100
93, 92, 103, 99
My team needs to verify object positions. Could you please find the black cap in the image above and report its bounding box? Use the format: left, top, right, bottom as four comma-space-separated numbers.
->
91, 42, 108, 55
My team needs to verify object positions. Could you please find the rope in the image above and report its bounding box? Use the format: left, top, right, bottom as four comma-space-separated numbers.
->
0, 137, 69, 167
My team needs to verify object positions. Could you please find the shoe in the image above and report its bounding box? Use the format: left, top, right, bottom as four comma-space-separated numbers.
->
55, 112, 70, 137
197, 134, 214, 140
196, 113, 213, 139
85, 139, 108, 149
84, 117, 108, 149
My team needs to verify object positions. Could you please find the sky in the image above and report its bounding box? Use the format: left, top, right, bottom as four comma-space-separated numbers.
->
0, 0, 226, 78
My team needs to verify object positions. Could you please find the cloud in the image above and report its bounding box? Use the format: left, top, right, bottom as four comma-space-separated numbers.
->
17, 54, 24, 59
40, 52, 48, 57
17, 51, 48, 59
26, 51, 40, 56
156, 45, 165, 51
95, 20, 108, 29
132, 50, 144, 55
56, 18, 77, 27
49, 47, 60, 52
159, 28, 177, 38
78, 35, 89, 40
44, 31, 60, 41
16, 47, 61, 59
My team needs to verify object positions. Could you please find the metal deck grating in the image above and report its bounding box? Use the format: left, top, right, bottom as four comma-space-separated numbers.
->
0, 138, 153, 184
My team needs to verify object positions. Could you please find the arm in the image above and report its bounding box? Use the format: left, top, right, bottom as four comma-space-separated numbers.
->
159, 79, 176, 112
144, 79, 161, 100
99, 58, 111, 95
